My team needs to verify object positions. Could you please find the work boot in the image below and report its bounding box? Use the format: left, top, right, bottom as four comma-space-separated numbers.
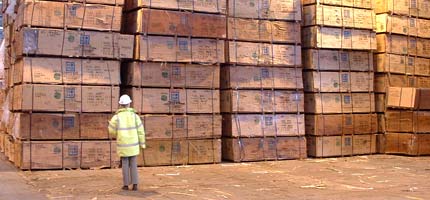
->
122, 185, 129, 190
132, 184, 138, 191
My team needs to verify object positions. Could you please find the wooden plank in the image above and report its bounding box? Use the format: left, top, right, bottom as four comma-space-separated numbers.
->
385, 111, 430, 133
303, 5, 375, 29
12, 84, 119, 112
302, 26, 376, 50
135, 35, 225, 63
221, 66, 303, 89
126, 9, 226, 38
222, 114, 305, 137
124, 62, 220, 89
13, 57, 120, 85
226, 41, 301, 66
303, 71, 374, 92
303, 0, 373, 9
305, 113, 378, 136
15, 1, 122, 31
124, 0, 227, 14
81, 141, 111, 169
384, 133, 430, 155
307, 134, 377, 157
227, 18, 300, 43
303, 49, 373, 71
304, 93, 375, 114
228, 0, 301, 21
375, 53, 430, 76
14, 27, 133, 59
129, 88, 219, 114
188, 139, 221, 164
143, 114, 222, 139
222, 137, 306, 162
221, 90, 304, 113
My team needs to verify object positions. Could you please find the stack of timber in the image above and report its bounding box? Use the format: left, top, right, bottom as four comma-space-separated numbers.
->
0, 0, 134, 169
375, 0, 430, 156
123, 0, 225, 166
302, 0, 381, 157
221, 0, 307, 162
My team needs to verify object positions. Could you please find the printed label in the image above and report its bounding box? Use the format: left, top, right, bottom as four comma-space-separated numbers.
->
344, 95, 351, 104
261, 68, 270, 78
170, 91, 180, 103
345, 116, 352, 125
344, 30, 352, 39
340, 52, 348, 62
344, 137, 352, 146
65, 88, 76, 99
341, 74, 349, 83
176, 118, 185, 128
179, 40, 189, 51
408, 57, 415, 66
80, 35, 90, 46
264, 116, 273, 126
64, 116, 75, 128
65, 62, 76, 73
68, 145, 79, 156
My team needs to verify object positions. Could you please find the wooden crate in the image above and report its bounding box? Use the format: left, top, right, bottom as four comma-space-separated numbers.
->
303, 71, 374, 92
303, 5, 375, 29
303, 0, 373, 9
377, 34, 430, 58
81, 141, 112, 169
14, 27, 133, 59
223, 114, 305, 137
128, 88, 220, 114
123, 62, 220, 89
221, 90, 304, 113
70, 0, 124, 5
12, 84, 119, 112
228, 0, 301, 21
227, 18, 300, 43
374, 0, 430, 19
307, 134, 378, 157
384, 133, 430, 155
226, 41, 301, 66
126, 9, 226, 38
374, 74, 430, 93
375, 14, 430, 37
221, 66, 303, 89
135, 35, 225, 63
222, 136, 307, 162
375, 53, 430, 76
142, 139, 221, 166
15, 1, 122, 31
304, 93, 376, 114
124, 0, 227, 14
305, 114, 378, 136
386, 87, 430, 109
384, 111, 430, 133
13, 57, 120, 85
143, 114, 222, 139
303, 49, 373, 71
302, 26, 376, 50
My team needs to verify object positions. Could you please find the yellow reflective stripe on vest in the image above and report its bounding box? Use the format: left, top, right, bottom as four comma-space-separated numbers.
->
117, 142, 140, 147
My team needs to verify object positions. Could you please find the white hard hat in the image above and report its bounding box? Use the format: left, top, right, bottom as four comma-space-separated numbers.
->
119, 94, 132, 105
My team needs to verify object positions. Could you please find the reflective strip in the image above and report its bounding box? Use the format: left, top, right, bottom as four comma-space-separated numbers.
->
108, 123, 116, 130
116, 117, 120, 131
137, 122, 143, 128
117, 142, 139, 148
117, 126, 140, 131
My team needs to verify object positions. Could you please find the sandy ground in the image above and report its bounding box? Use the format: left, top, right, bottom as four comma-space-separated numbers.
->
2, 155, 430, 200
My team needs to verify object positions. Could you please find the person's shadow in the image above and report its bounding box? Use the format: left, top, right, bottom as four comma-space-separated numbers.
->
117, 189, 159, 198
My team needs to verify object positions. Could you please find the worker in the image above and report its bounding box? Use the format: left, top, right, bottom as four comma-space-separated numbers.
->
108, 94, 145, 191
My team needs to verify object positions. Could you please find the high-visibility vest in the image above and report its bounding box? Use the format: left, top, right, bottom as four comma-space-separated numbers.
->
109, 108, 145, 157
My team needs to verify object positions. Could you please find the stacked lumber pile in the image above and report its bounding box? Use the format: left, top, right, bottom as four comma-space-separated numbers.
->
221, 0, 307, 162
1, 0, 133, 169
302, 0, 381, 157
375, 0, 430, 155
122, 0, 226, 166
